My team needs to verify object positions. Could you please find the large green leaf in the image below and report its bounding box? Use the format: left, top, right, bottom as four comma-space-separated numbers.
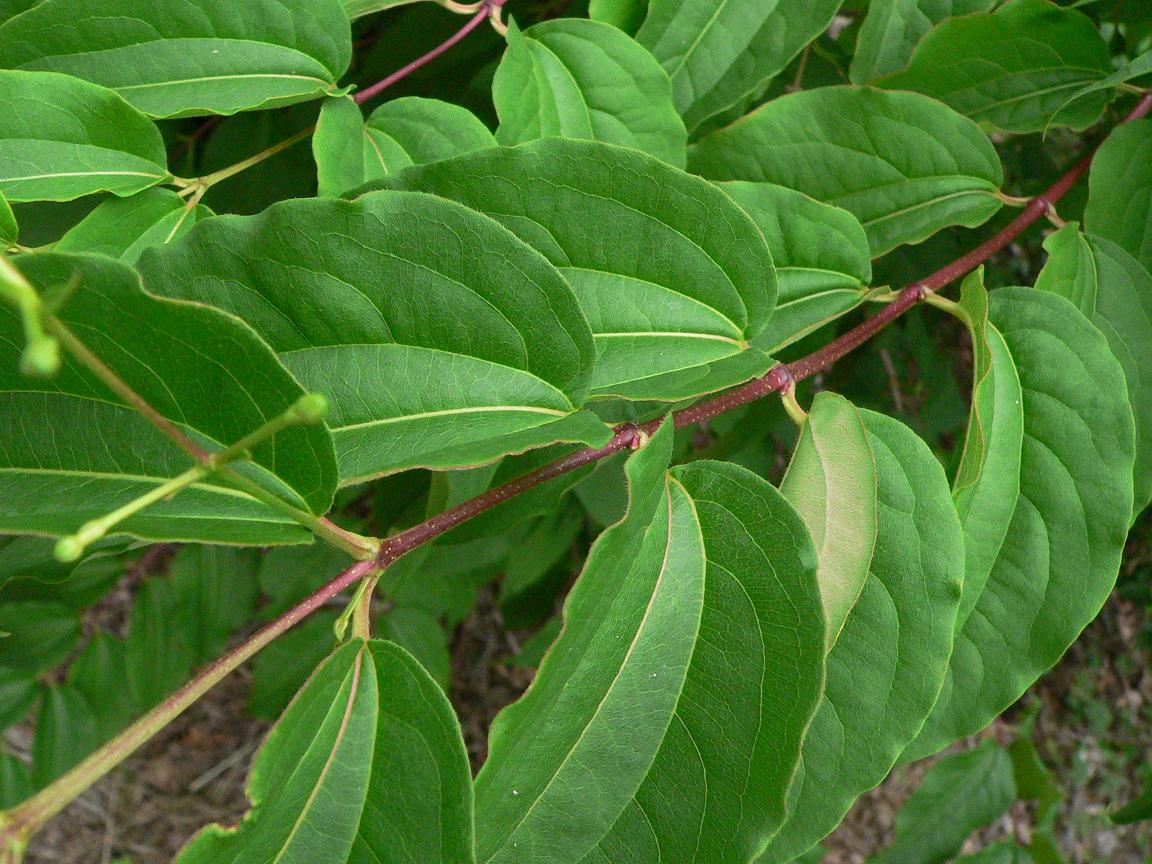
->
949, 273, 1023, 629
780, 392, 877, 648
139, 190, 605, 485
719, 182, 872, 353
0, 0, 352, 118
370, 138, 778, 402
0, 253, 337, 545
1056, 47, 1152, 121
636, 0, 843, 131
180, 639, 472, 863
0, 70, 168, 203
909, 288, 1134, 757
1035, 227, 1152, 516
872, 741, 1016, 864
850, 0, 998, 84
759, 410, 964, 863
478, 421, 827, 863
877, 0, 1113, 133
474, 420, 704, 862
493, 19, 686, 168
343, 0, 425, 16
689, 86, 1004, 256
589, 0, 648, 33
55, 188, 211, 263
1084, 120, 1152, 275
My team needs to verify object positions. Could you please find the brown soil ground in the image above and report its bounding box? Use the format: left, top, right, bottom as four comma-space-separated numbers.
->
17, 584, 1152, 864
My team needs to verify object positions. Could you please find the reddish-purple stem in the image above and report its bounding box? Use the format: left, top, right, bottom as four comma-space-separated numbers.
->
353, 3, 497, 106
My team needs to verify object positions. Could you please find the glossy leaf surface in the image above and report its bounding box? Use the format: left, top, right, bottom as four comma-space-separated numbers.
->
636, 0, 842, 131
139, 190, 604, 485
0, 0, 353, 118
494, 19, 686, 168
0, 70, 168, 202
878, 0, 1112, 133
720, 182, 872, 352
372, 138, 778, 402
689, 87, 1004, 256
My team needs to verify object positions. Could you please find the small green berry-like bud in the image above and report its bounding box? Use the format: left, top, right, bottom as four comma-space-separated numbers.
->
291, 393, 329, 425
20, 337, 60, 378
54, 535, 85, 563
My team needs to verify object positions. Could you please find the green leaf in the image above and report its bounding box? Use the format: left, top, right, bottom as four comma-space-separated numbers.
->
139, 190, 605, 485
850, 0, 998, 84
473, 420, 702, 861
181, 640, 473, 864
371, 138, 778, 402
55, 189, 211, 263
636, 0, 843, 131
0, 70, 168, 203
343, 0, 426, 17
877, 0, 1113, 133
759, 410, 964, 863
1110, 776, 1152, 825
0, 0, 353, 118
375, 606, 450, 691
949, 273, 1023, 630
719, 182, 873, 353
689, 86, 1004, 256
493, 19, 686, 168
314, 96, 365, 198
955, 843, 1034, 864
0, 193, 16, 248
0, 751, 32, 809
589, 0, 647, 34
1084, 120, 1152, 275
780, 392, 877, 648
362, 97, 496, 182
586, 459, 824, 864
479, 422, 827, 863
0, 253, 338, 545
1052, 47, 1152, 123
0, 667, 38, 731
0, 600, 78, 674
1036, 227, 1152, 515
871, 741, 1016, 864
348, 641, 473, 863
909, 289, 1134, 757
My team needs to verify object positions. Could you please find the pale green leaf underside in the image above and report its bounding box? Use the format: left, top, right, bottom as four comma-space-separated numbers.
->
878, 0, 1113, 133
689, 86, 1004, 256
0, 253, 337, 545
0, 0, 352, 118
178, 640, 473, 864
139, 189, 603, 485
780, 392, 878, 649
760, 410, 964, 863
55, 188, 211, 263
909, 288, 1134, 758
850, 0, 998, 84
0, 70, 168, 202
1085, 120, 1152, 276
719, 182, 873, 353
494, 19, 687, 168
367, 138, 778, 402
637, 0, 842, 131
